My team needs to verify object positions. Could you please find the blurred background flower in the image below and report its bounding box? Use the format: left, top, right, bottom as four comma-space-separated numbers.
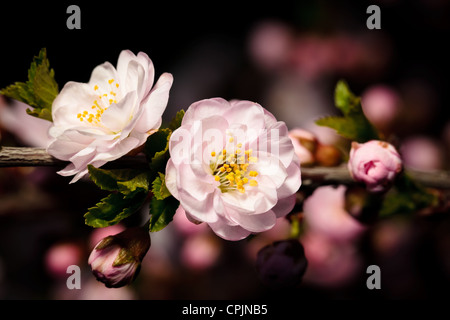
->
0, 0, 449, 299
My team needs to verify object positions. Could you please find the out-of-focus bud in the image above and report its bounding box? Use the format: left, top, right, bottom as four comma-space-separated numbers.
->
45, 242, 83, 278
303, 185, 366, 241
400, 136, 444, 171
88, 227, 151, 288
348, 140, 402, 193
288, 128, 317, 166
315, 143, 342, 167
344, 185, 382, 224
361, 85, 402, 133
255, 239, 308, 289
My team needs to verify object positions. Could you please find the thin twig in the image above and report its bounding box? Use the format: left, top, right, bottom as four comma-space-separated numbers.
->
1, 147, 450, 189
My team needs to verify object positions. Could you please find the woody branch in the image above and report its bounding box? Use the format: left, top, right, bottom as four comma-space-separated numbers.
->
1, 146, 450, 189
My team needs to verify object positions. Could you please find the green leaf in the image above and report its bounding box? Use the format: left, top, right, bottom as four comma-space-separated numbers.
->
379, 173, 439, 218
84, 191, 148, 228
144, 128, 172, 175
0, 48, 58, 122
315, 80, 379, 143
334, 80, 360, 115
168, 109, 185, 131
148, 196, 179, 232
87, 165, 146, 192
151, 173, 171, 200
316, 114, 379, 143
117, 172, 151, 195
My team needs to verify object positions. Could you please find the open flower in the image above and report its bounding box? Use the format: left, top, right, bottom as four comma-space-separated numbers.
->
165, 98, 301, 241
47, 50, 173, 183
348, 140, 402, 193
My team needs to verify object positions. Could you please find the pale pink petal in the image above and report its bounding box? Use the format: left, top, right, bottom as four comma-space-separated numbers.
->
117, 50, 155, 98
178, 163, 216, 201
226, 207, 277, 233
101, 91, 138, 132
88, 62, 119, 93
181, 98, 229, 126
275, 161, 302, 199
222, 101, 266, 132
271, 194, 296, 218
178, 190, 219, 224
208, 216, 252, 241
134, 72, 173, 133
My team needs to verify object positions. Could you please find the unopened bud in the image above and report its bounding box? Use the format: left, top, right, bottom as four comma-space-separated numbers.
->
288, 128, 317, 166
88, 226, 151, 288
256, 239, 308, 289
315, 143, 341, 167
348, 140, 402, 193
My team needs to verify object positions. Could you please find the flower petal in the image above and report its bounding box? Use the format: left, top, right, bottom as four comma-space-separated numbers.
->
271, 194, 296, 218
182, 98, 229, 126
178, 190, 218, 224
101, 91, 138, 133
88, 62, 119, 93
226, 207, 277, 233
52, 82, 97, 127
117, 50, 155, 98
133, 72, 174, 133
208, 215, 252, 241
276, 160, 302, 199
222, 100, 266, 132
165, 159, 180, 199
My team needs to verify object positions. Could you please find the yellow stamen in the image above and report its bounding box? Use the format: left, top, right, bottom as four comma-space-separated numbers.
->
249, 180, 258, 187
249, 171, 258, 177
211, 151, 216, 157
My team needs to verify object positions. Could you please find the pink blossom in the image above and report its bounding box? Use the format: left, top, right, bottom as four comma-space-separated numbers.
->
348, 140, 402, 193
47, 50, 173, 183
303, 185, 366, 242
165, 98, 301, 241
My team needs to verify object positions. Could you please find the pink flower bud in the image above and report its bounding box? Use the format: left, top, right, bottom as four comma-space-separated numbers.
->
288, 128, 317, 166
348, 140, 402, 193
88, 227, 150, 288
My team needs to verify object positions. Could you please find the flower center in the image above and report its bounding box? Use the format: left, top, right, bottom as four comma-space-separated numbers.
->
77, 79, 120, 125
210, 138, 259, 194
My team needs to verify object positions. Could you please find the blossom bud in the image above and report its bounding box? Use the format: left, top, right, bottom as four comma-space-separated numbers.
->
256, 239, 308, 289
348, 140, 402, 193
315, 143, 342, 167
88, 226, 151, 288
288, 128, 317, 166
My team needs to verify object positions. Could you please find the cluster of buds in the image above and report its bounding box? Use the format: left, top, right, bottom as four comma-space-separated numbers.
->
288, 128, 341, 167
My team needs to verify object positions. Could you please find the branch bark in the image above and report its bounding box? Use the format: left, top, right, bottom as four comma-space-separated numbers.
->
1, 147, 450, 189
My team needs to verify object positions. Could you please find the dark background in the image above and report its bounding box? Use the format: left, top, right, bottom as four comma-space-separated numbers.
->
1, 0, 449, 130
